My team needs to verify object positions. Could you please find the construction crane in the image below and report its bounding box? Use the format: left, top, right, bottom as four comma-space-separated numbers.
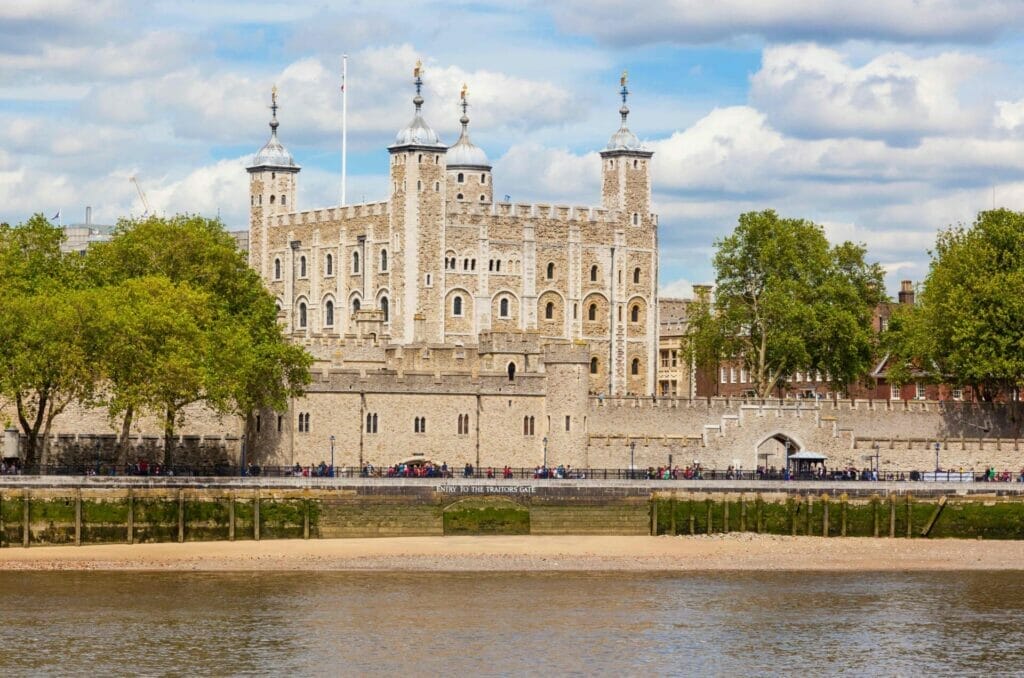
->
129, 176, 152, 216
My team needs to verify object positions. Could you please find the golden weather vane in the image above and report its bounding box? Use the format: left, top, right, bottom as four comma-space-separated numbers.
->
620, 70, 628, 87
414, 59, 422, 78
271, 84, 278, 106
460, 83, 468, 100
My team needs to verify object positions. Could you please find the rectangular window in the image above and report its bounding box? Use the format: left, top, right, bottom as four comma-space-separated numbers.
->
661, 351, 669, 368
916, 383, 926, 400
671, 380, 678, 396
660, 381, 669, 396
671, 352, 677, 367
890, 383, 901, 400
730, 367, 737, 384
720, 367, 727, 384
565, 415, 571, 432
740, 368, 748, 384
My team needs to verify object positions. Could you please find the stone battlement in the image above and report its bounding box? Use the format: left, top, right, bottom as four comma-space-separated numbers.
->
272, 201, 389, 228
448, 200, 628, 224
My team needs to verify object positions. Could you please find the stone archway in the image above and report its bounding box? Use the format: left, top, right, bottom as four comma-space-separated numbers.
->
754, 431, 804, 471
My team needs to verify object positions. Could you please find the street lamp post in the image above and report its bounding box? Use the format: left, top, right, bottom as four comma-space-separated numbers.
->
542, 436, 548, 470
630, 441, 636, 480
872, 442, 880, 479
934, 442, 940, 474
240, 440, 246, 477
330, 435, 336, 477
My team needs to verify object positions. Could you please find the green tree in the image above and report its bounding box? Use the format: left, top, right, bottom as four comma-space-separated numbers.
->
684, 210, 884, 398
90, 276, 214, 462
87, 215, 311, 465
886, 209, 1024, 408
0, 216, 99, 468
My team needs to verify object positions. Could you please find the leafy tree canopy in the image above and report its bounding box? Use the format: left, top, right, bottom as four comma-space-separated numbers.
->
684, 210, 885, 398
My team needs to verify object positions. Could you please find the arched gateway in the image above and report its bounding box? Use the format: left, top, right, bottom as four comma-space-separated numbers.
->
754, 431, 804, 471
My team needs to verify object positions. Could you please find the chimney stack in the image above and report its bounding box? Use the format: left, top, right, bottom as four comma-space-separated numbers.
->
898, 280, 915, 305
85, 206, 92, 226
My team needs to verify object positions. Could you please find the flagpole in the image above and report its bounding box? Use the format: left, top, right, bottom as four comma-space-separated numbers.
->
341, 53, 348, 206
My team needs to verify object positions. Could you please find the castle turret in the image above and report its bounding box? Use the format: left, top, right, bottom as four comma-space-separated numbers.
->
388, 61, 447, 344
446, 84, 492, 204
247, 86, 300, 277
599, 72, 657, 397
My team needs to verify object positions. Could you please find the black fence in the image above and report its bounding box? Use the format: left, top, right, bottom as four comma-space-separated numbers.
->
3, 463, 1023, 483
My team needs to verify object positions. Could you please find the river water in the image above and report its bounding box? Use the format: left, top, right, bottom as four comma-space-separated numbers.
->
2, 571, 1023, 676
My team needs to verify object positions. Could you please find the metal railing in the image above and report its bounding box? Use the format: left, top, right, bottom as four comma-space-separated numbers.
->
3, 463, 1023, 483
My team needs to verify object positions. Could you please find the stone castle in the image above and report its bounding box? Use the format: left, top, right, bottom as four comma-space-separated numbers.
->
7, 66, 1020, 475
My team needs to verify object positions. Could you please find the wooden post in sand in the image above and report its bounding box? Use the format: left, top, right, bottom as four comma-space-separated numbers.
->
303, 499, 310, 540
873, 496, 880, 537
906, 494, 913, 538
74, 491, 82, 546
739, 496, 746, 533
840, 495, 848, 537
127, 489, 134, 545
688, 502, 695, 535
22, 490, 30, 548
706, 499, 713, 535
254, 490, 261, 541
822, 495, 829, 537
228, 494, 235, 541
0, 491, 4, 548
723, 500, 730, 534
177, 490, 185, 543
889, 496, 897, 538
669, 499, 676, 536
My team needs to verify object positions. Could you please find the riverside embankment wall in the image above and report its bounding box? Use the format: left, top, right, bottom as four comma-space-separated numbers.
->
3, 478, 1024, 545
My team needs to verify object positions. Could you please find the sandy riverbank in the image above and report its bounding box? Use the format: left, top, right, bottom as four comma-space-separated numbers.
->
2, 534, 1024, 571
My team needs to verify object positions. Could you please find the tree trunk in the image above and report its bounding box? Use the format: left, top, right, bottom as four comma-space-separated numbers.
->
15, 390, 47, 472
243, 410, 257, 468
163, 405, 176, 469
117, 405, 135, 466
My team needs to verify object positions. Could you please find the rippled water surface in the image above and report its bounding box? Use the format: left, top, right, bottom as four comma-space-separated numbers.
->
2, 571, 1024, 676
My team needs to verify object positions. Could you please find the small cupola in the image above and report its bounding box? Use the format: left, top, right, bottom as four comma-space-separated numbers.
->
248, 86, 301, 171
445, 84, 490, 169
390, 60, 445, 151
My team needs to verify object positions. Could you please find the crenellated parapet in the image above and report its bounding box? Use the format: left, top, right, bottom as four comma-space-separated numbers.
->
272, 201, 390, 229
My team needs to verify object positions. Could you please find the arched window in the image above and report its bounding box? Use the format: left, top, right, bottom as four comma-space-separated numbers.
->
632, 212, 638, 225
588, 303, 597, 321
380, 296, 389, 322
299, 256, 307, 277
495, 260, 501, 272
453, 296, 463, 317
523, 416, 530, 435
325, 300, 334, 327
507, 362, 516, 381
270, 195, 276, 204
352, 298, 360, 313
633, 267, 640, 284
274, 258, 281, 279
435, 181, 440, 192
546, 262, 554, 280
457, 172, 464, 183
281, 195, 287, 205
417, 154, 422, 163
380, 249, 388, 271
590, 357, 598, 374
298, 302, 307, 328
417, 180, 421, 191
500, 297, 509, 318
471, 259, 476, 271
590, 265, 598, 282
479, 195, 486, 202
372, 413, 377, 433
631, 305, 640, 322
325, 253, 333, 276
456, 193, 464, 200
631, 358, 640, 375
366, 413, 373, 433
463, 258, 469, 271
545, 302, 554, 320
352, 251, 360, 273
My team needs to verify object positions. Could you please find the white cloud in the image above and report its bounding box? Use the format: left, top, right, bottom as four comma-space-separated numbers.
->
751, 44, 988, 141
552, 0, 1024, 45
660, 278, 695, 299
492, 144, 600, 204
995, 98, 1024, 132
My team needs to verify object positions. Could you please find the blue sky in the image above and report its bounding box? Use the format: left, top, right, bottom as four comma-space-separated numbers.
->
3, 1, 1024, 297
